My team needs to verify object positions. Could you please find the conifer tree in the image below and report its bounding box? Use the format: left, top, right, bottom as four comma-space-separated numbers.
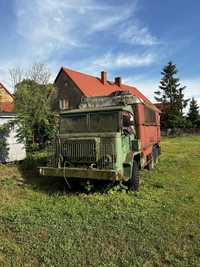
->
187, 97, 200, 128
155, 62, 188, 128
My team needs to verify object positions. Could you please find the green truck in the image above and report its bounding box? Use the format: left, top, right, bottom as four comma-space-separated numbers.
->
39, 93, 160, 190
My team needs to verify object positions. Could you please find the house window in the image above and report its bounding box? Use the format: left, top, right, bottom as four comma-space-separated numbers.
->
64, 81, 69, 87
59, 99, 69, 110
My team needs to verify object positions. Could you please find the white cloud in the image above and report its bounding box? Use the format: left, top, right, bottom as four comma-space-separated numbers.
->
13, 0, 157, 61
67, 52, 157, 81
15, 0, 88, 58
14, 0, 134, 59
119, 24, 159, 46
89, 8, 132, 32
92, 52, 156, 69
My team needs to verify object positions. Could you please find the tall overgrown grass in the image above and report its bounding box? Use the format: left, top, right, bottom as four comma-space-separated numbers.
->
0, 136, 200, 266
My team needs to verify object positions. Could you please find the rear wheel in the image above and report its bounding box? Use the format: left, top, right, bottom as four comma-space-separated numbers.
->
147, 146, 158, 170
128, 160, 140, 191
153, 147, 159, 165
147, 155, 155, 170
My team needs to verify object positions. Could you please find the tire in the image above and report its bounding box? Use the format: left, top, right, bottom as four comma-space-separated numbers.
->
153, 147, 159, 165
147, 157, 155, 170
147, 146, 158, 170
128, 160, 140, 191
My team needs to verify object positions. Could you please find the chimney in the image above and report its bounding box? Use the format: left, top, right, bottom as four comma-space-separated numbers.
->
101, 71, 107, 84
115, 76, 122, 87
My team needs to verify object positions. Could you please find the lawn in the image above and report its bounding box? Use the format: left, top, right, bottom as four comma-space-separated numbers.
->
0, 136, 200, 267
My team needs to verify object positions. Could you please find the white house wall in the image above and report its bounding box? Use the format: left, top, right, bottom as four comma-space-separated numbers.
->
0, 115, 26, 162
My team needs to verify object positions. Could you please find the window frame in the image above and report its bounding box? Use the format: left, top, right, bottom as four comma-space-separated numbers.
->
144, 106, 157, 125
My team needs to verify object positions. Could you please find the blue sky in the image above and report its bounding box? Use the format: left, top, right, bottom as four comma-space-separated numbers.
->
0, 0, 200, 104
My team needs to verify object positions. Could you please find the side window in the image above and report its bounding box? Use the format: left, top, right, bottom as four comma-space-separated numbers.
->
122, 112, 134, 127
144, 106, 156, 124
122, 112, 135, 134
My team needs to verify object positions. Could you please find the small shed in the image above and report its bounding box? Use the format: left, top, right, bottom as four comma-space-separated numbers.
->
0, 112, 26, 162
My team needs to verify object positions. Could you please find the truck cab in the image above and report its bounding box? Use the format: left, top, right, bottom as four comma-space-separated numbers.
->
39, 93, 160, 190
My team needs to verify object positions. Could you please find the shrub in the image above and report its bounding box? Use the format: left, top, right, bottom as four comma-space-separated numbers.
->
22, 150, 49, 170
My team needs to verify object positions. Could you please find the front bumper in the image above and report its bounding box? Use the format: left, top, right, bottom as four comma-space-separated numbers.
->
39, 167, 126, 181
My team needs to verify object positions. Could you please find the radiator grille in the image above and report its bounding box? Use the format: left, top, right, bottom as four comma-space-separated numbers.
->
97, 140, 116, 169
47, 138, 117, 169
47, 141, 60, 168
61, 140, 96, 162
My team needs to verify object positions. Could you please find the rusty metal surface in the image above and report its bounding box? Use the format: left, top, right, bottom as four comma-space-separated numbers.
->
61, 139, 96, 163
39, 167, 126, 181
46, 136, 117, 170
79, 94, 141, 109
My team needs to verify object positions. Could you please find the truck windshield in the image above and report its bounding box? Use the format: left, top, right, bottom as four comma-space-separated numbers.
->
60, 114, 87, 133
60, 111, 119, 133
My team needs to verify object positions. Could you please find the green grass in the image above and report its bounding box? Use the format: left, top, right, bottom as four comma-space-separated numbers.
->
0, 136, 200, 267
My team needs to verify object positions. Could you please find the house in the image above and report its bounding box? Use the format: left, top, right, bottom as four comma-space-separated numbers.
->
53, 67, 159, 112
0, 82, 14, 112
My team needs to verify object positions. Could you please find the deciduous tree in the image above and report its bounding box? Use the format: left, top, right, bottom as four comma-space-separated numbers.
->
9, 63, 51, 89
14, 80, 57, 152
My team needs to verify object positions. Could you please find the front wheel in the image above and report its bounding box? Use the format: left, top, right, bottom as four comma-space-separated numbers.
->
128, 160, 140, 191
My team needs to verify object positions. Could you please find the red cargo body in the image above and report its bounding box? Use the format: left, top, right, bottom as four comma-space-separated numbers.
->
135, 103, 160, 158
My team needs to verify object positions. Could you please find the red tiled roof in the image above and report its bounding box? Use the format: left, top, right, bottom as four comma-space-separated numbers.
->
0, 82, 14, 99
60, 67, 160, 112
0, 102, 14, 112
